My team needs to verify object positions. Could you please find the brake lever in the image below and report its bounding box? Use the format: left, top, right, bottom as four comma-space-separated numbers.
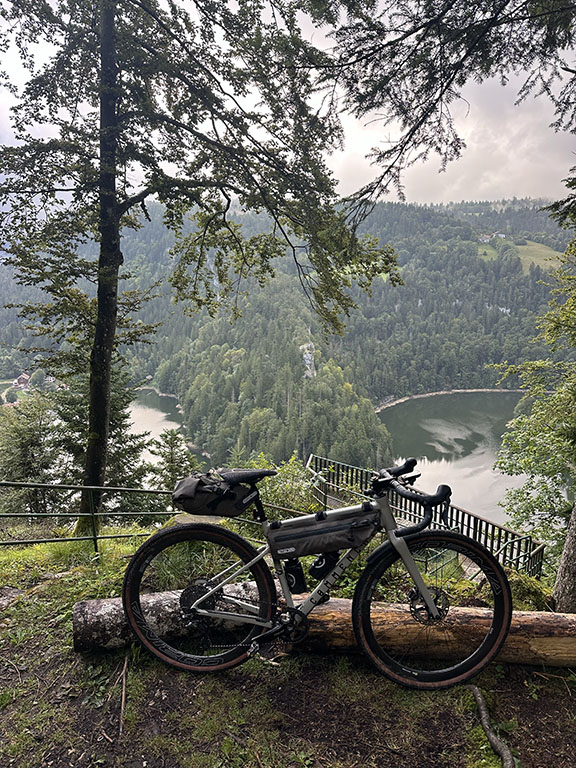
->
440, 498, 451, 526
401, 471, 421, 486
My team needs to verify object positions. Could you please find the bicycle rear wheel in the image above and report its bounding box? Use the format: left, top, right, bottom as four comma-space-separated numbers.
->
123, 523, 276, 671
352, 530, 512, 689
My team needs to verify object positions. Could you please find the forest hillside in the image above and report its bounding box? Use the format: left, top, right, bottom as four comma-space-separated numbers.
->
0, 198, 569, 468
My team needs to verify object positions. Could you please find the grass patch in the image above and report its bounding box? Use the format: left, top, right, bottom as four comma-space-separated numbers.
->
0, 689, 15, 709
516, 240, 562, 271
478, 239, 562, 273
477, 244, 499, 261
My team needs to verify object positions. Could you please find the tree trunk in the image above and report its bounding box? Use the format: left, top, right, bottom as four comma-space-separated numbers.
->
553, 501, 576, 612
76, 0, 121, 535
73, 592, 576, 666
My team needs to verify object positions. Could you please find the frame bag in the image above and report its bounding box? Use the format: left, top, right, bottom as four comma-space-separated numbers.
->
266, 508, 380, 559
172, 472, 255, 518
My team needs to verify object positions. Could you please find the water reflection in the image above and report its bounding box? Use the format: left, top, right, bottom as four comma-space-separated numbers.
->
129, 387, 525, 522
129, 388, 182, 463
380, 392, 524, 523
131, 388, 182, 429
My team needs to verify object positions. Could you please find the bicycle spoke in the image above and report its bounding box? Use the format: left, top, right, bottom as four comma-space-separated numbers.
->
353, 531, 511, 687
123, 524, 276, 670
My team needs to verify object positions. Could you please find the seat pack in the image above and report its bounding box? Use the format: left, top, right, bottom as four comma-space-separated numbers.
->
172, 471, 256, 518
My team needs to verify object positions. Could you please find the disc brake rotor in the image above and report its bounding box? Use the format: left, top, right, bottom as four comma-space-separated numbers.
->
408, 586, 450, 624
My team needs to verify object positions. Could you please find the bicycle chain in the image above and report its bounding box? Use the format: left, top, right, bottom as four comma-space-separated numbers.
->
178, 594, 304, 653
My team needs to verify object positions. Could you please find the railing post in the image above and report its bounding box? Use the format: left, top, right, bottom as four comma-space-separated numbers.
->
88, 489, 99, 555
536, 546, 544, 578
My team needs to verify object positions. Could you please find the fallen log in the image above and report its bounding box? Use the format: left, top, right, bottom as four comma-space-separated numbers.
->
305, 597, 576, 666
73, 591, 576, 667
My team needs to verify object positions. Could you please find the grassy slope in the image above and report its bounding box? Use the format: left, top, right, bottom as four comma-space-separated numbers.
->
477, 240, 562, 273
516, 241, 562, 271
1, 540, 575, 768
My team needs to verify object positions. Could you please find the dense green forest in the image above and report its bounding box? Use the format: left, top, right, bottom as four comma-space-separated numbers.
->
0, 199, 568, 467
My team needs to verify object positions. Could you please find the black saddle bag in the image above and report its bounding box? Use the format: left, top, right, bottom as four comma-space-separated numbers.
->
172, 472, 255, 518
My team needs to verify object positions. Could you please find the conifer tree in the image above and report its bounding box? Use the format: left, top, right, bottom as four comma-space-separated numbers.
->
0, 0, 398, 531
148, 429, 201, 492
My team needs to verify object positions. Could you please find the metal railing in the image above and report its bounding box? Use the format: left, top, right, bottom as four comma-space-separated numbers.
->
0, 480, 174, 552
1, 462, 547, 578
306, 454, 545, 578
0, 480, 304, 554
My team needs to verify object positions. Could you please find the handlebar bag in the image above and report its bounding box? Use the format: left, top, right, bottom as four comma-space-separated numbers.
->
266, 508, 381, 559
173, 472, 254, 518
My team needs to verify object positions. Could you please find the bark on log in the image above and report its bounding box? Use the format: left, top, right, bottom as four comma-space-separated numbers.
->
304, 598, 576, 666
73, 592, 576, 666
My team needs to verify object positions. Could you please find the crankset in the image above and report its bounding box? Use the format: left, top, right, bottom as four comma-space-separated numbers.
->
283, 606, 310, 643
247, 606, 309, 657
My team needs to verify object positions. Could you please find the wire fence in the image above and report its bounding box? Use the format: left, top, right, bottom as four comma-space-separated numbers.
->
0, 480, 306, 554
0, 480, 174, 553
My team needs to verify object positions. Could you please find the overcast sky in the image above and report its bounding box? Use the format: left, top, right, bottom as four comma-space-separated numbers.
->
1, 52, 574, 206
329, 77, 576, 205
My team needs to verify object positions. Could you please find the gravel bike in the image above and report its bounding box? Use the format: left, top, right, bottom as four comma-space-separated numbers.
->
122, 459, 512, 690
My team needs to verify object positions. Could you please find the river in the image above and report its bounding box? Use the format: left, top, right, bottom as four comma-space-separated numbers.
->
379, 390, 524, 523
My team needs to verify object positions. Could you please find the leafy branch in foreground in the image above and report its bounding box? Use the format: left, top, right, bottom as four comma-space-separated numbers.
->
329, 1, 576, 213
497, 239, 576, 610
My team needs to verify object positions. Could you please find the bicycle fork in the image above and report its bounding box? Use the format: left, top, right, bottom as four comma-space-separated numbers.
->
380, 498, 441, 620
387, 529, 441, 619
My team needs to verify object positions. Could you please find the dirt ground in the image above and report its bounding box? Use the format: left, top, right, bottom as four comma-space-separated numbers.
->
2, 632, 576, 767
1, 556, 576, 768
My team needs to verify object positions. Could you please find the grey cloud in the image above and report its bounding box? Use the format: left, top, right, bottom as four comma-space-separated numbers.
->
331, 78, 575, 204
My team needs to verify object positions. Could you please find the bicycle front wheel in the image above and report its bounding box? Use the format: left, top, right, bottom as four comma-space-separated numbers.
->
352, 530, 512, 689
123, 523, 276, 671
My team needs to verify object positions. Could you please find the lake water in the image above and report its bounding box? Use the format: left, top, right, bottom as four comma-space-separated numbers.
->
379, 391, 524, 523
129, 388, 182, 461
130, 387, 524, 523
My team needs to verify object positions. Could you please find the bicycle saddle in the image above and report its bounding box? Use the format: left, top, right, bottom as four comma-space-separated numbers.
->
218, 468, 278, 486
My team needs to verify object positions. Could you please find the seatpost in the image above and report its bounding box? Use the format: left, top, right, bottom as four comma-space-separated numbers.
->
252, 488, 268, 522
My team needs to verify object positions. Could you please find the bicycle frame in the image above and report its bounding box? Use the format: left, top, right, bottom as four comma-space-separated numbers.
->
191, 491, 441, 629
